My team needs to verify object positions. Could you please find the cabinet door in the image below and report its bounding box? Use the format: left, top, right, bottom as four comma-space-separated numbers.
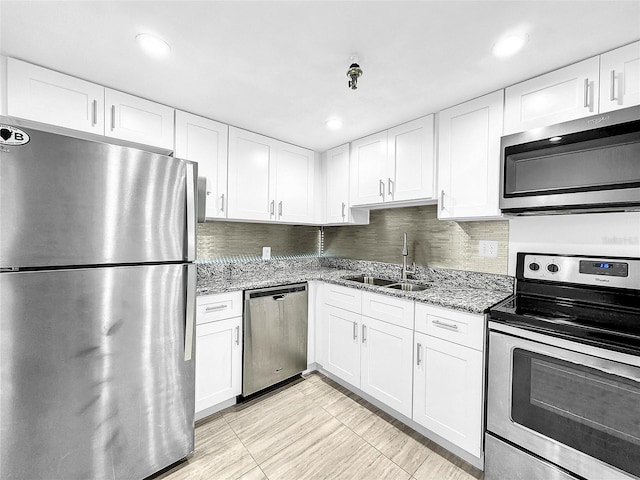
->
437, 90, 503, 220
413, 332, 483, 457
387, 115, 435, 202
175, 111, 229, 219
275, 142, 315, 223
227, 127, 274, 221
360, 317, 414, 418
323, 305, 361, 388
350, 131, 388, 206
504, 57, 599, 135
600, 41, 640, 113
325, 144, 350, 223
104, 88, 174, 150
7, 58, 104, 134
195, 317, 242, 414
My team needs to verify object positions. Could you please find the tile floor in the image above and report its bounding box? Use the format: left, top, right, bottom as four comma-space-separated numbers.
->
157, 372, 484, 480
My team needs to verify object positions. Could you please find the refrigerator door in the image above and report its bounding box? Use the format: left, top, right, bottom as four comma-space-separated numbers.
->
0, 264, 196, 480
0, 121, 196, 268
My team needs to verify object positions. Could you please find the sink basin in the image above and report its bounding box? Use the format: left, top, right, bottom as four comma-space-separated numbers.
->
343, 275, 396, 286
386, 282, 430, 292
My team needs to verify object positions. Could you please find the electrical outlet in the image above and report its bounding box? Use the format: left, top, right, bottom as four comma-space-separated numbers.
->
479, 240, 498, 258
262, 246, 271, 260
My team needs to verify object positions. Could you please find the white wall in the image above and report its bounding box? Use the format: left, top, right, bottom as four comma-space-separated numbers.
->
508, 212, 640, 275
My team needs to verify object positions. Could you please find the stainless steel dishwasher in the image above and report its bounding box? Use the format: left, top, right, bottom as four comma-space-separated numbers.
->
242, 283, 308, 396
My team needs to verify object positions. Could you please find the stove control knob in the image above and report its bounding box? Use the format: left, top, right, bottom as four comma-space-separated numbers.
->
547, 263, 559, 273
529, 262, 540, 271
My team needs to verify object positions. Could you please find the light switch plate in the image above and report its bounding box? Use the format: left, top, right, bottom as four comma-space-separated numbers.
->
262, 246, 271, 260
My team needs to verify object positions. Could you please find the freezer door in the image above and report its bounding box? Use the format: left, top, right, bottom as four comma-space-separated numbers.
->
0, 264, 196, 480
0, 123, 196, 268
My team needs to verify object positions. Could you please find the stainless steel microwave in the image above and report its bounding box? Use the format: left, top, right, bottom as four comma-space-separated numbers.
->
500, 106, 640, 214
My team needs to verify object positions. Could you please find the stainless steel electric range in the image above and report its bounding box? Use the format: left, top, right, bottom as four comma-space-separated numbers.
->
486, 253, 640, 480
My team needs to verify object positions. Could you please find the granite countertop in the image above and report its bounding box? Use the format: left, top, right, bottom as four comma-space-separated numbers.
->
196, 259, 514, 314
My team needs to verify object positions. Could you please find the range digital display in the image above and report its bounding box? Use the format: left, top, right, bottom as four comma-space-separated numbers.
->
579, 261, 629, 277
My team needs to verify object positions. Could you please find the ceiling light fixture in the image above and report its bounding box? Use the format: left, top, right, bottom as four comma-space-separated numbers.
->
549, 136, 563, 142
347, 55, 363, 90
492, 33, 528, 58
325, 118, 343, 130
136, 33, 171, 58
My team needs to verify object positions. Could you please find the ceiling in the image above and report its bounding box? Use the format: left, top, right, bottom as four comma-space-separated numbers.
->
2, 1, 639, 152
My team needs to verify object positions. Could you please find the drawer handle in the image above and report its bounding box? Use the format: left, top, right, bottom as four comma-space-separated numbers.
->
433, 319, 459, 331
205, 304, 228, 312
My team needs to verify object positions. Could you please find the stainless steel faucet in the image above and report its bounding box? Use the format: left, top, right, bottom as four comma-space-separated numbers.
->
401, 232, 416, 281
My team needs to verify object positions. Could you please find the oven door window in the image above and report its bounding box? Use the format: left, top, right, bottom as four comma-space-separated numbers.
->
511, 349, 640, 478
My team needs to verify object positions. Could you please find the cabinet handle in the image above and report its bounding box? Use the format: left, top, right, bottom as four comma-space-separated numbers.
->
353, 321, 358, 340
235, 325, 240, 345
416, 343, 422, 366
440, 190, 445, 210
110, 105, 116, 130
270, 200, 275, 215
433, 319, 459, 331
341, 202, 346, 219
278, 201, 283, 217
91, 100, 97, 127
205, 304, 228, 312
610, 70, 617, 102
583, 79, 591, 110
379, 179, 385, 199
220, 193, 225, 212
388, 178, 394, 199
362, 324, 367, 344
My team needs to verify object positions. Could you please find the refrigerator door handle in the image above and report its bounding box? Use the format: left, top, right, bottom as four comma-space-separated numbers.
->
184, 263, 196, 361
196, 176, 207, 223
185, 162, 196, 261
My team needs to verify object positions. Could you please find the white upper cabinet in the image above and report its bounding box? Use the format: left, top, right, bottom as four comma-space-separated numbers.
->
387, 115, 435, 202
104, 89, 174, 150
350, 131, 388, 206
227, 127, 274, 222
7, 57, 104, 134
227, 126, 316, 223
599, 41, 640, 113
437, 90, 504, 220
6, 58, 174, 150
350, 115, 435, 207
275, 142, 315, 223
504, 57, 600, 135
324, 144, 350, 223
175, 111, 229, 219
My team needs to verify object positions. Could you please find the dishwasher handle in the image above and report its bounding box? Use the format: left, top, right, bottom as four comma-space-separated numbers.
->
245, 283, 307, 300
272, 294, 287, 301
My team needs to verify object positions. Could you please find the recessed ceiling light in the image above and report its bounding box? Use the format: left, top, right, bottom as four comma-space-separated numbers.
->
136, 33, 171, 58
549, 136, 563, 142
325, 118, 343, 130
492, 33, 528, 58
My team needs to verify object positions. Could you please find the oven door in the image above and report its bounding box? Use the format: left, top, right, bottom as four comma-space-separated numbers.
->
487, 323, 640, 480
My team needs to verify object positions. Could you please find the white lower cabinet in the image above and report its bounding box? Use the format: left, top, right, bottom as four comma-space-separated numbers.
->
361, 316, 414, 418
323, 304, 362, 387
412, 304, 485, 458
195, 292, 243, 418
413, 332, 483, 457
321, 286, 414, 418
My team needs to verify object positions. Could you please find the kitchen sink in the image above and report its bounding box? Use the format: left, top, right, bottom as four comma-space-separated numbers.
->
386, 282, 430, 292
343, 275, 396, 286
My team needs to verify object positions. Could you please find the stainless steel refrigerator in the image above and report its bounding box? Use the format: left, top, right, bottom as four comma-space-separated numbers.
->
0, 117, 197, 480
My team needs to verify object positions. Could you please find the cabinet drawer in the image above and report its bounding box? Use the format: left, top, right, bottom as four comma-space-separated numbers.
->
415, 304, 485, 351
361, 291, 414, 330
323, 283, 362, 313
197, 291, 243, 324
